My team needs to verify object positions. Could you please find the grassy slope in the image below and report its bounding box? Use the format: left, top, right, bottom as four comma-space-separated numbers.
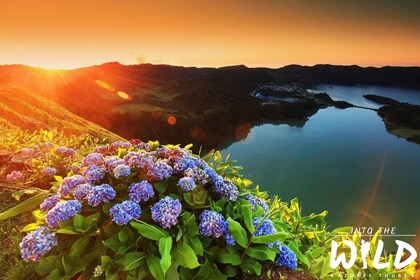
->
0, 85, 123, 142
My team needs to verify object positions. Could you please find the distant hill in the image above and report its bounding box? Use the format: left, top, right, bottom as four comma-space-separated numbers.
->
0, 85, 122, 141
0, 62, 419, 150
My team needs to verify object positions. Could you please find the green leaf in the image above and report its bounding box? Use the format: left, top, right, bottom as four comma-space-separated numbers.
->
227, 217, 248, 247
251, 231, 290, 244
245, 246, 276, 261
189, 235, 203, 256
172, 242, 200, 269
147, 255, 165, 280
217, 247, 242, 265
38, 255, 58, 274
56, 228, 80, 235
130, 220, 169, 241
159, 236, 172, 274
154, 182, 167, 193
21, 223, 41, 232
73, 214, 87, 231
116, 252, 147, 271
241, 203, 255, 233
0, 193, 49, 220
240, 257, 262, 276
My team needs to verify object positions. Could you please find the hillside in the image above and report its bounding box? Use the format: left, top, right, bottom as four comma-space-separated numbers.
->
0, 85, 122, 141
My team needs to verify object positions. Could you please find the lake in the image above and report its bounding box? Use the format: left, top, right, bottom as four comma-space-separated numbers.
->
224, 85, 420, 250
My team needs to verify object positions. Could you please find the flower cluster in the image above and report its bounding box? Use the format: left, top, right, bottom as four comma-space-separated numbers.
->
40, 195, 61, 211
244, 194, 269, 213
110, 200, 141, 225
86, 184, 116, 207
55, 147, 76, 157
45, 200, 82, 228
128, 181, 154, 203
20, 227, 57, 262
177, 177, 196, 192
147, 160, 173, 181
198, 210, 235, 245
83, 165, 105, 183
214, 180, 239, 202
82, 153, 104, 167
42, 167, 57, 176
73, 183, 93, 201
6, 170, 24, 182
151, 196, 182, 228
58, 175, 85, 196
275, 243, 298, 270
113, 164, 131, 178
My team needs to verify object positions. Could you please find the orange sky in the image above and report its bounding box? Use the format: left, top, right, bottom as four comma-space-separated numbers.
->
0, 0, 419, 69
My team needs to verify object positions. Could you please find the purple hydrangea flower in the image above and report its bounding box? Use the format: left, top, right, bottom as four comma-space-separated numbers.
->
104, 156, 125, 171
110, 200, 141, 225
41, 142, 55, 149
135, 141, 151, 151
41, 167, 57, 176
6, 170, 24, 182
177, 177, 196, 192
151, 196, 182, 228
110, 141, 132, 149
86, 184, 116, 207
83, 165, 106, 183
20, 227, 57, 262
40, 195, 61, 211
275, 243, 298, 270
128, 181, 155, 203
173, 157, 197, 174
213, 180, 239, 202
55, 147, 76, 157
147, 160, 173, 181
124, 152, 154, 169
184, 167, 209, 184
198, 210, 226, 238
224, 221, 236, 246
157, 148, 189, 162
45, 200, 82, 228
113, 164, 131, 178
94, 145, 110, 154
204, 167, 223, 184
252, 217, 277, 237
57, 175, 85, 196
82, 153, 105, 167
73, 183, 93, 201
244, 194, 269, 214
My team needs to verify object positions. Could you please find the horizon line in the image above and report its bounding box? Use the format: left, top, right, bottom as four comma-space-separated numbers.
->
1, 61, 420, 71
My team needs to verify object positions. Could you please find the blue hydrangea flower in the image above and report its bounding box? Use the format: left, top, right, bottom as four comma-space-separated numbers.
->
147, 160, 173, 181
20, 227, 57, 262
58, 175, 85, 196
41, 167, 57, 176
128, 181, 155, 203
82, 153, 105, 167
253, 217, 277, 236
104, 156, 125, 172
204, 167, 223, 184
83, 165, 106, 183
224, 221, 236, 246
177, 177, 196, 192
45, 200, 82, 228
110, 200, 141, 225
55, 147, 76, 157
73, 183, 93, 201
275, 244, 298, 270
6, 170, 24, 182
244, 194, 269, 214
173, 157, 197, 174
157, 147, 189, 162
40, 195, 61, 211
86, 184, 116, 207
184, 167, 209, 184
125, 152, 154, 169
198, 210, 226, 238
213, 180, 239, 202
151, 196, 182, 228
113, 164, 131, 178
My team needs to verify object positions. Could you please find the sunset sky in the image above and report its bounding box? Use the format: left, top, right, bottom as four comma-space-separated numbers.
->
1, 0, 419, 69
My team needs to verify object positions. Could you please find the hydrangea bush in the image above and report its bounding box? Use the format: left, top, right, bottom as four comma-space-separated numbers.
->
2, 134, 417, 279
5, 140, 300, 279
